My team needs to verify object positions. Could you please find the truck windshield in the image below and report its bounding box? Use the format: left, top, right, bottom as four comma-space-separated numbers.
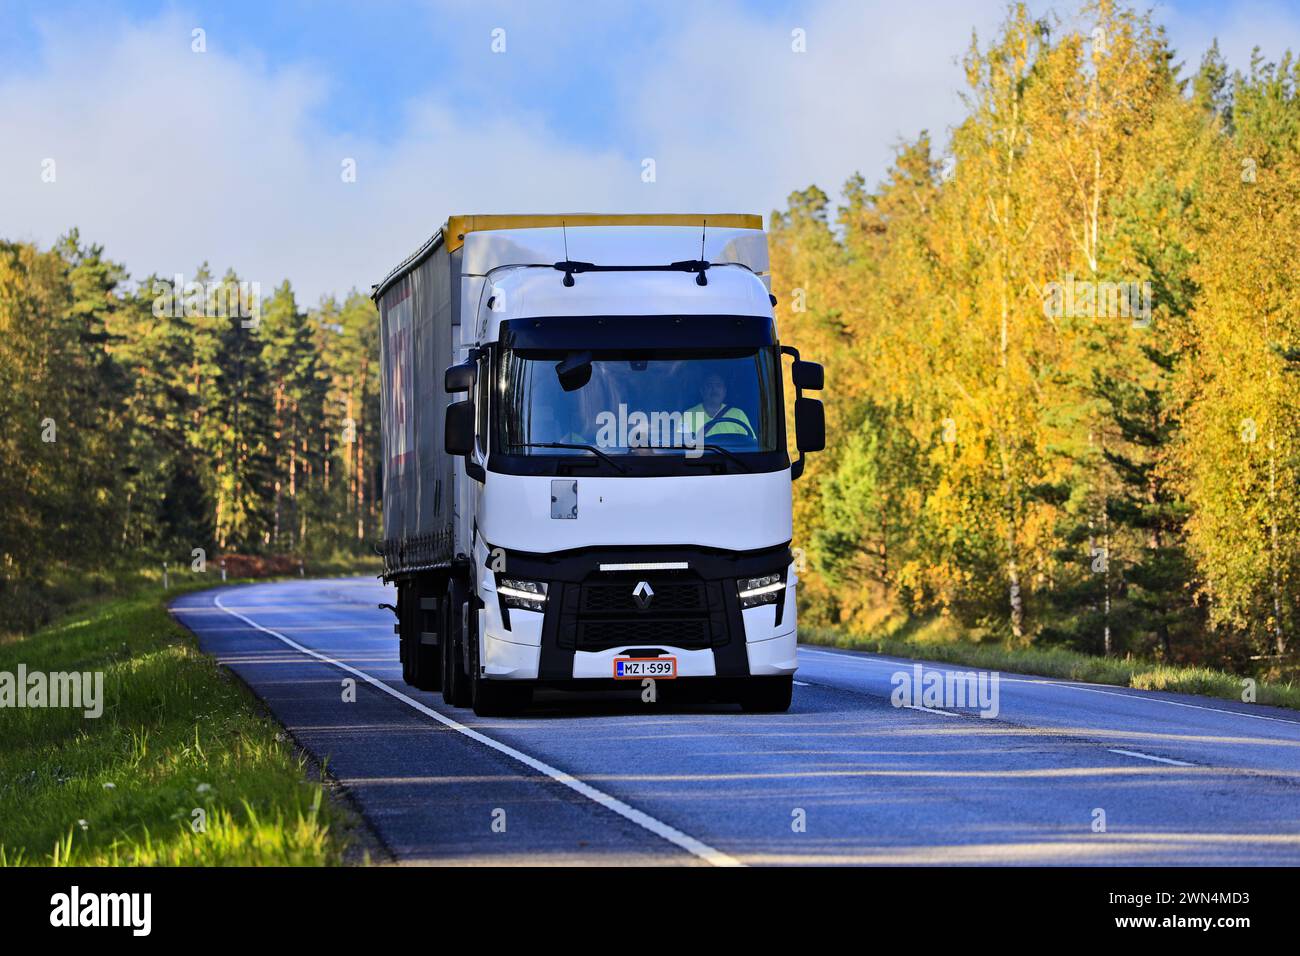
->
498, 347, 782, 463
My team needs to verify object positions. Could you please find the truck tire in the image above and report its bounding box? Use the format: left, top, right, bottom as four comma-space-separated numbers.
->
472, 680, 531, 717
739, 675, 793, 713
442, 577, 472, 707
468, 611, 531, 717
406, 584, 441, 692
398, 584, 416, 685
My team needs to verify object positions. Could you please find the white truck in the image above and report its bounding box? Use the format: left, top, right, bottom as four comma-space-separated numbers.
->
373, 214, 824, 715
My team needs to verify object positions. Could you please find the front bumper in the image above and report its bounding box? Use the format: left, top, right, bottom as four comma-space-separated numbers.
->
475, 542, 798, 682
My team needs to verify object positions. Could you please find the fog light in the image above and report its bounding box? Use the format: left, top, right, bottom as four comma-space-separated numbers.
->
498, 578, 548, 612
739, 573, 783, 608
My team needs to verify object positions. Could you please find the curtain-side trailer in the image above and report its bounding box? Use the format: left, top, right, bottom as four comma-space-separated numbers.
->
373, 214, 824, 715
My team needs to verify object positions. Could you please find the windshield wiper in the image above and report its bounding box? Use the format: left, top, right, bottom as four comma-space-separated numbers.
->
518, 442, 627, 474
683, 444, 752, 472
553, 259, 710, 287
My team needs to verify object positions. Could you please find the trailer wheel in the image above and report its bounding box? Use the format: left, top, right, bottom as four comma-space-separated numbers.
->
442, 577, 472, 707
398, 585, 415, 685
406, 584, 441, 692
739, 675, 793, 713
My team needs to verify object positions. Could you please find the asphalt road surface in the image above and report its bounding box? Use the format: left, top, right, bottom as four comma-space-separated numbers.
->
170, 577, 1300, 866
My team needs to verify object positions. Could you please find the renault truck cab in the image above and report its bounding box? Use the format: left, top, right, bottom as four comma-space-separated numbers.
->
375, 215, 824, 715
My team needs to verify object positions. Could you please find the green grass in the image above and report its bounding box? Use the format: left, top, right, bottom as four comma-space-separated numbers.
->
0, 552, 382, 638
0, 574, 370, 865
800, 621, 1300, 711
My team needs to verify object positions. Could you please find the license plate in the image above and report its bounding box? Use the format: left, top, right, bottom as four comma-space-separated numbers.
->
613, 657, 677, 679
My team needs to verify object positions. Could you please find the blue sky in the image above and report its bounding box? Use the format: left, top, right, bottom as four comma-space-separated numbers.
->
0, 1, 835, 151
3, 0, 1299, 303
8, 0, 1280, 147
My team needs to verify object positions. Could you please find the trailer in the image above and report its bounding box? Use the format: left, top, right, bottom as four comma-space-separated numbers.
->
373, 214, 824, 715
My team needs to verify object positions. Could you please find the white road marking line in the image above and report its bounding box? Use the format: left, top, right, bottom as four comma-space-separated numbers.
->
212, 591, 740, 868
1107, 748, 1196, 767
1021, 681, 1300, 727
902, 704, 960, 717
169, 621, 394, 633
799, 647, 1300, 728
177, 602, 385, 612
797, 654, 959, 715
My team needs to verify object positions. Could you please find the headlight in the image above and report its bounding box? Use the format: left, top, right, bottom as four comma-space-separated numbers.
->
738, 573, 783, 609
498, 578, 548, 612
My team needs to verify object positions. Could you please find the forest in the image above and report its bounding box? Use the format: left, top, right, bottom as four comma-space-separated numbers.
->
4, 0, 1299, 675
774, 1, 1300, 673
0, 238, 381, 631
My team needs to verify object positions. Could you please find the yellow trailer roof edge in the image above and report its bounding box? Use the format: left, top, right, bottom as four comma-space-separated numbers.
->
373, 213, 766, 301
443, 213, 763, 253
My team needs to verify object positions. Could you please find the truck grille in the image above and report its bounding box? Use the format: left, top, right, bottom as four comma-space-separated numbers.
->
579, 581, 706, 614
575, 619, 711, 650
569, 573, 719, 651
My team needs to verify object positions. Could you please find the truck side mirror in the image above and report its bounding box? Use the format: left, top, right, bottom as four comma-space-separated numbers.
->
445, 400, 475, 456
795, 397, 825, 453
445, 361, 475, 393
792, 360, 824, 391
780, 346, 825, 480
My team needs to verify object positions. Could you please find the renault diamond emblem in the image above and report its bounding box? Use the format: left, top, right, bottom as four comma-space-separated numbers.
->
632, 581, 654, 610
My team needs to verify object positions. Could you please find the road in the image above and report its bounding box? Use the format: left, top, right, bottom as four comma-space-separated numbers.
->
170, 577, 1300, 865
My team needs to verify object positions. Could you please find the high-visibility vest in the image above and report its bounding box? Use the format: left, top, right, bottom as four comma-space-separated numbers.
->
684, 403, 752, 437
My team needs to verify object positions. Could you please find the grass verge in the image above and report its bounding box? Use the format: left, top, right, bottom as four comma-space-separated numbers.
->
0, 552, 383, 638
800, 622, 1300, 711
0, 574, 372, 865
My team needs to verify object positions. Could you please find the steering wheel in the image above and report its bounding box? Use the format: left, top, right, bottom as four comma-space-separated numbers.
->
703, 416, 756, 439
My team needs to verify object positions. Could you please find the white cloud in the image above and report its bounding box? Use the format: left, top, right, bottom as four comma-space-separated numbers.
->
0, 11, 643, 303
620, 0, 1008, 216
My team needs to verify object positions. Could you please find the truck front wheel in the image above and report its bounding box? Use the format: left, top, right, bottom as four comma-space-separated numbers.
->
463, 590, 531, 716
472, 680, 531, 717
739, 675, 793, 713
469, 637, 531, 718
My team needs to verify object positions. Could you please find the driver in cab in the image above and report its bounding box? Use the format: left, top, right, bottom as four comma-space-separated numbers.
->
683, 372, 752, 441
